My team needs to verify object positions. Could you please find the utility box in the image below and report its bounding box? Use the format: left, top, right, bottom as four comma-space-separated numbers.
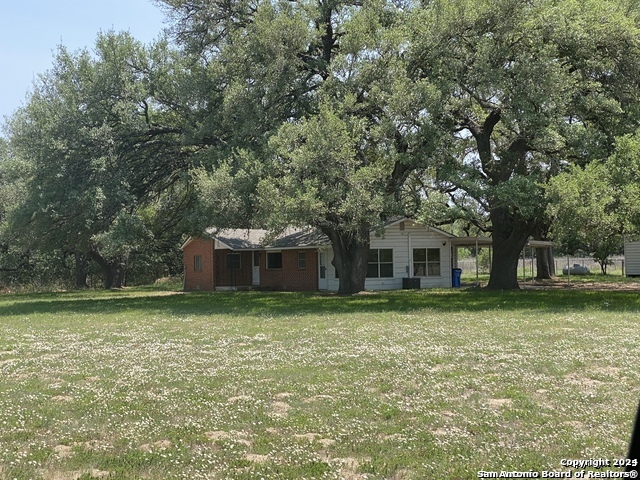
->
402, 277, 421, 289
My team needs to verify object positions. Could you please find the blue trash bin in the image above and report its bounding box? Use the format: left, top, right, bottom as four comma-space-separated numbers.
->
452, 268, 462, 287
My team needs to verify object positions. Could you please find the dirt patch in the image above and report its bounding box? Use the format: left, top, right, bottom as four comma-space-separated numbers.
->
563, 420, 587, 432
42, 469, 110, 480
53, 445, 73, 458
41, 470, 83, 480
592, 366, 621, 377
139, 440, 171, 452
564, 372, 602, 390
205, 431, 231, 442
488, 398, 513, 409
271, 401, 291, 417
275, 392, 293, 400
378, 433, 406, 442
204, 430, 251, 446
522, 279, 640, 291
336, 457, 368, 480
246, 453, 270, 463
389, 470, 412, 480
319, 438, 335, 447
89, 471, 110, 479
227, 395, 252, 403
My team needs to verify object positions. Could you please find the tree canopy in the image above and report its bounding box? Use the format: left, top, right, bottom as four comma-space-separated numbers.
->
4, 32, 192, 288
166, 0, 438, 293
407, 0, 640, 289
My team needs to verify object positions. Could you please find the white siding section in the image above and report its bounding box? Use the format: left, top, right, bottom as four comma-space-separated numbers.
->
326, 220, 453, 291
625, 239, 640, 276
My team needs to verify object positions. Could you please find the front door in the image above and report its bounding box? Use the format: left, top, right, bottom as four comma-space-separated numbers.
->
318, 251, 328, 290
252, 251, 260, 286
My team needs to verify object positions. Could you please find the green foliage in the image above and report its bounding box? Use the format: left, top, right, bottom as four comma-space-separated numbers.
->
259, 103, 391, 235
407, 0, 640, 287
547, 162, 622, 273
4, 0, 640, 291
3, 32, 193, 287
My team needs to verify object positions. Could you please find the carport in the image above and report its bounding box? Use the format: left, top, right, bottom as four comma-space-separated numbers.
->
450, 237, 554, 286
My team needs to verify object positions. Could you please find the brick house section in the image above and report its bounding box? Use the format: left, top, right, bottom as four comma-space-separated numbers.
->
183, 238, 214, 291
260, 249, 318, 291
214, 250, 252, 287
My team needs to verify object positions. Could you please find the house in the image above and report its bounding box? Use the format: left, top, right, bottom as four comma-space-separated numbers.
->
181, 219, 456, 291
624, 237, 640, 276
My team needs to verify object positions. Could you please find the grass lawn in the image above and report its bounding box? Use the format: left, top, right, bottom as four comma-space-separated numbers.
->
2, 286, 640, 479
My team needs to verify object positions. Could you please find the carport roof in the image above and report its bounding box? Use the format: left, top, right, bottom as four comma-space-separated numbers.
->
450, 237, 553, 247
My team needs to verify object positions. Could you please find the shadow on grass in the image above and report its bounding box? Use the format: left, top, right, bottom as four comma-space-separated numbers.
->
1, 286, 640, 318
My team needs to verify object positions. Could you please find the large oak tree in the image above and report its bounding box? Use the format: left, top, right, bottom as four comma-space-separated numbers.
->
5, 32, 193, 288
162, 0, 438, 293
408, 0, 640, 289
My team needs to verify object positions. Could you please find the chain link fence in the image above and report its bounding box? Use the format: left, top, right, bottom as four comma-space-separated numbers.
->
456, 256, 626, 276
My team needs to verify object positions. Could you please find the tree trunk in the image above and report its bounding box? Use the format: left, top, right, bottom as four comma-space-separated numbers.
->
112, 267, 126, 288
321, 225, 370, 295
486, 207, 534, 290
74, 251, 89, 289
547, 247, 556, 276
88, 251, 123, 289
535, 246, 554, 280
533, 224, 554, 280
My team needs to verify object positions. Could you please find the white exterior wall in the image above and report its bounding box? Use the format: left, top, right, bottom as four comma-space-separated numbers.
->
326, 220, 453, 291
625, 239, 640, 276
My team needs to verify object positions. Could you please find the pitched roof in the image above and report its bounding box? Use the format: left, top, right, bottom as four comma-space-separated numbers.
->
382, 218, 456, 238
204, 227, 330, 250
182, 217, 453, 251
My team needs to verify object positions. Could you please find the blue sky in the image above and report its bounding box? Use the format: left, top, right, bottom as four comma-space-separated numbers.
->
0, 0, 167, 122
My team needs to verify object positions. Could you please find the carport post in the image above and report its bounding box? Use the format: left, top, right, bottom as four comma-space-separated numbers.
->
475, 237, 479, 286
531, 248, 534, 283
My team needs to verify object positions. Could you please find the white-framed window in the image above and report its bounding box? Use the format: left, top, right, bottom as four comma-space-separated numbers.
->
413, 248, 441, 277
267, 252, 283, 269
367, 249, 394, 278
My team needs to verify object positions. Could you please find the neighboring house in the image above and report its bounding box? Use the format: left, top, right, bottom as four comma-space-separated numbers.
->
181, 218, 455, 291
625, 237, 640, 276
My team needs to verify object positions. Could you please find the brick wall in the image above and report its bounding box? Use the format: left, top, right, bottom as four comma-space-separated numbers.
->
183, 238, 214, 291
260, 249, 318, 291
184, 242, 319, 291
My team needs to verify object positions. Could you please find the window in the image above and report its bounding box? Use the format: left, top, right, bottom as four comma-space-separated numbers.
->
194, 255, 203, 272
413, 248, 441, 277
267, 252, 283, 269
227, 253, 241, 270
297, 251, 306, 270
367, 249, 394, 278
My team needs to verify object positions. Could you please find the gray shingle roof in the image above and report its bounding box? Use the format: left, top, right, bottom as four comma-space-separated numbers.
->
204, 227, 329, 250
